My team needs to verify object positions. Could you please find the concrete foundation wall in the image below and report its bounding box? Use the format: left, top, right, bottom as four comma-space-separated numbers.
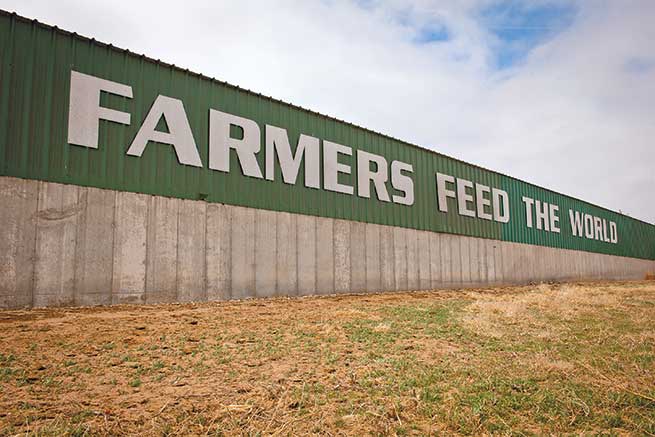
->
1, 176, 654, 309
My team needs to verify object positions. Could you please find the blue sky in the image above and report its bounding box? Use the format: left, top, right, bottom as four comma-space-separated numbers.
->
399, 1, 579, 68
480, 1, 578, 68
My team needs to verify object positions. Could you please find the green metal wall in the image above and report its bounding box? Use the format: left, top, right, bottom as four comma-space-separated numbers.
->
1, 11, 654, 260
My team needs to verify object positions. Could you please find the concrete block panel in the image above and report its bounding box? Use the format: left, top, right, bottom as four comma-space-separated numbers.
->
523, 244, 534, 283
585, 252, 593, 280
621, 255, 631, 279
316, 217, 335, 295
418, 231, 431, 290
567, 250, 578, 281
612, 255, 624, 279
380, 224, 395, 291
144, 196, 178, 304
531, 244, 541, 282
574, 250, 584, 280
509, 243, 521, 284
297, 214, 317, 295
429, 232, 441, 289
603, 255, 611, 280
613, 255, 624, 279
555, 249, 571, 281
485, 240, 502, 284
0, 177, 38, 309
231, 206, 256, 299
555, 249, 566, 281
34, 182, 79, 307
276, 212, 298, 296
513, 243, 524, 283
440, 234, 452, 287
565, 249, 576, 281
350, 221, 366, 293
514, 242, 527, 284
449, 234, 462, 287
572, 251, 582, 279
177, 200, 207, 302
206, 203, 231, 301
460, 237, 472, 287
534, 246, 545, 282
564, 250, 574, 281
500, 241, 514, 284
595, 254, 604, 280
606, 255, 615, 279
334, 220, 351, 293
544, 247, 554, 281
111, 191, 148, 305
582, 252, 592, 279
393, 227, 407, 291
75, 187, 116, 307
541, 247, 551, 281
546, 247, 557, 281
512, 243, 523, 284
479, 238, 489, 284
600, 254, 609, 279
365, 224, 381, 292
471, 237, 481, 285
480, 238, 490, 284
590, 253, 598, 279
547, 247, 559, 281
604, 255, 614, 280
255, 209, 277, 298
406, 229, 419, 290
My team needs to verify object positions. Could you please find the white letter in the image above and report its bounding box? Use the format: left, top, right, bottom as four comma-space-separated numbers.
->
610, 221, 618, 243
584, 214, 594, 239
391, 161, 414, 206
522, 197, 534, 228
475, 183, 492, 220
357, 150, 390, 202
67, 70, 132, 149
535, 200, 550, 231
602, 219, 610, 242
594, 216, 603, 240
456, 179, 476, 217
492, 188, 510, 223
209, 109, 263, 178
569, 210, 584, 237
127, 95, 202, 167
265, 125, 319, 188
549, 204, 560, 233
436, 173, 456, 213
323, 141, 353, 195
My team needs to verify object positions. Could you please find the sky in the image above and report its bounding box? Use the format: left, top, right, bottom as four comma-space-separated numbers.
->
2, 0, 654, 223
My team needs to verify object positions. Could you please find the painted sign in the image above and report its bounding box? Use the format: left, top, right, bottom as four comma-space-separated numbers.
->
1, 11, 653, 259
67, 70, 623, 247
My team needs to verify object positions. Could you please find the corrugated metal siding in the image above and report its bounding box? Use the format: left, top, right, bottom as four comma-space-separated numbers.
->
1, 11, 654, 260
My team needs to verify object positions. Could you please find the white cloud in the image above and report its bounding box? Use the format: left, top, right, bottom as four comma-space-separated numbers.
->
2, 0, 654, 221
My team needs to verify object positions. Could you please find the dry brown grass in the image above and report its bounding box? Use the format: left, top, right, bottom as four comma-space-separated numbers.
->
0, 281, 654, 436
462, 282, 624, 337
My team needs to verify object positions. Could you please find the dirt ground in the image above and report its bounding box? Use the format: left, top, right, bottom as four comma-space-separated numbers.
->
1, 281, 654, 436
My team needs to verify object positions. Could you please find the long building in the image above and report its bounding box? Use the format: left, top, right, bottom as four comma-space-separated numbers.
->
1, 10, 654, 309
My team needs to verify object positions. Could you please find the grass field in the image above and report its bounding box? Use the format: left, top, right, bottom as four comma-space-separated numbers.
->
1, 281, 654, 436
